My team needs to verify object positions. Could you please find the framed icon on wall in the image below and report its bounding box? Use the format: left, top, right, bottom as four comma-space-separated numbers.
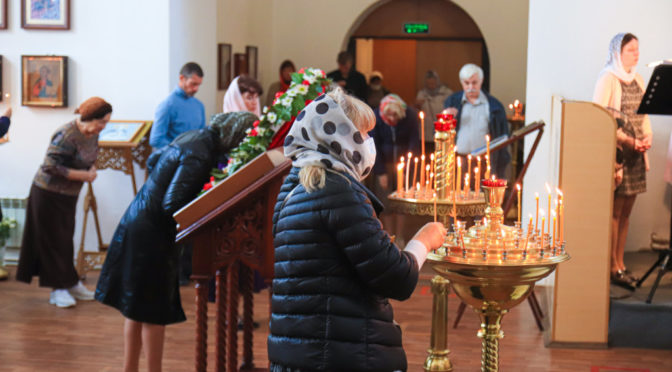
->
217, 43, 232, 90
21, 0, 70, 30
0, 0, 8, 30
246, 46, 258, 80
21, 55, 68, 107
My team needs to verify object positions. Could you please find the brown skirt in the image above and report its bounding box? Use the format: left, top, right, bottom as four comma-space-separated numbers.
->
16, 184, 80, 289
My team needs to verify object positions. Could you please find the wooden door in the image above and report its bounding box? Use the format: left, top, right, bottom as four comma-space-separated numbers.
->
372, 39, 417, 105
415, 40, 483, 95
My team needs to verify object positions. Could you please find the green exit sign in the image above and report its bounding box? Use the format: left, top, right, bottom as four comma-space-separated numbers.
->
404, 23, 429, 34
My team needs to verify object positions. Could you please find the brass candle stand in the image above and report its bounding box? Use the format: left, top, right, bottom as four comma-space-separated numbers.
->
426, 182, 569, 372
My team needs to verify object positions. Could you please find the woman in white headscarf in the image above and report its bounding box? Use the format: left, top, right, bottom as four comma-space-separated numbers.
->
223, 75, 263, 116
593, 32, 652, 289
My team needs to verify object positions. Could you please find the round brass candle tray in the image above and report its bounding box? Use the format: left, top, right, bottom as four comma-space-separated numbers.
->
426, 181, 569, 372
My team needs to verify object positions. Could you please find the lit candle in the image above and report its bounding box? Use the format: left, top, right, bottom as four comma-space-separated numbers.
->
552, 210, 557, 247
429, 172, 434, 192
516, 183, 521, 226
419, 111, 425, 164
534, 192, 539, 232
467, 154, 472, 189
541, 214, 546, 239
545, 183, 552, 238
456, 157, 462, 196
420, 154, 426, 188
412, 157, 419, 190
397, 162, 404, 195
557, 188, 564, 243
425, 164, 430, 190
405, 153, 411, 192
476, 156, 481, 179
463, 174, 469, 197
486, 134, 490, 169
486, 164, 491, 180
416, 182, 421, 192
528, 214, 533, 233
474, 167, 480, 193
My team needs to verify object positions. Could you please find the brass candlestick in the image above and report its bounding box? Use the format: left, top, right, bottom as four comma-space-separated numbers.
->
427, 182, 569, 372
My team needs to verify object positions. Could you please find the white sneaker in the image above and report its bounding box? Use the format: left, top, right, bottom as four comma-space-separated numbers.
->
68, 281, 95, 301
49, 289, 76, 308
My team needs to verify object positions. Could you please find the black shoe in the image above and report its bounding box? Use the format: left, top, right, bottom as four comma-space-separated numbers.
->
611, 271, 635, 291
623, 268, 639, 282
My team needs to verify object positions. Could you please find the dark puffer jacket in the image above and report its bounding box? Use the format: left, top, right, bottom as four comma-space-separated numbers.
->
269, 167, 419, 372
96, 112, 256, 325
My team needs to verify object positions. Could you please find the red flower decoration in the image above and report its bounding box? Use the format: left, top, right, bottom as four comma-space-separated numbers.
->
252, 120, 259, 128
482, 178, 507, 187
305, 99, 313, 106
203, 183, 213, 191
298, 68, 305, 73
249, 128, 258, 137
302, 80, 310, 85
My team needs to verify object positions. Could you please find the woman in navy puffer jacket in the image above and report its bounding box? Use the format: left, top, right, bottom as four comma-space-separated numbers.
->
269, 88, 446, 372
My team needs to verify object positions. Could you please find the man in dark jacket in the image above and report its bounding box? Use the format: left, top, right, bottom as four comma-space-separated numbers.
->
327, 51, 368, 101
444, 63, 511, 178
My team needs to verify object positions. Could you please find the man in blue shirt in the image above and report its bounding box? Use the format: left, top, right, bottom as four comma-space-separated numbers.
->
149, 62, 206, 149
444, 63, 510, 178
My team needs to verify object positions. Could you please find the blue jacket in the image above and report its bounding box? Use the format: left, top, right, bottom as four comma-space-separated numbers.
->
269, 167, 419, 371
444, 91, 511, 178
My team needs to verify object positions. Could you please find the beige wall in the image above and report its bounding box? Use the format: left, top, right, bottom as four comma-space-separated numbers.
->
217, 0, 529, 112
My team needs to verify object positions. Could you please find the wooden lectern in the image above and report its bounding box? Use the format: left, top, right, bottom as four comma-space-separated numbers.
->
174, 149, 290, 372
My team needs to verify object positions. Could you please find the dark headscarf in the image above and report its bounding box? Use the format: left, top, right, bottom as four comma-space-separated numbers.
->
208, 111, 258, 151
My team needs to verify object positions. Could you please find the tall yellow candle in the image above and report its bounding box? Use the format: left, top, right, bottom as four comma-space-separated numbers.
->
528, 215, 533, 233
405, 153, 411, 192
420, 154, 426, 188
545, 183, 552, 238
467, 154, 472, 188
556, 188, 564, 243
474, 167, 480, 193
397, 162, 404, 195
486, 164, 491, 180
456, 157, 462, 195
534, 192, 539, 232
463, 174, 469, 196
552, 210, 557, 247
516, 183, 521, 226
486, 134, 490, 167
412, 157, 419, 190
476, 156, 481, 180
419, 111, 425, 162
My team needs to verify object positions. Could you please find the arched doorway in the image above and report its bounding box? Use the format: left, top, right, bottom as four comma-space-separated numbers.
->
344, 0, 489, 106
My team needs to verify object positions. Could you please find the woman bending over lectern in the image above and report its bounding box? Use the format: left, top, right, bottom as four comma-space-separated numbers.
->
593, 32, 652, 289
95, 112, 257, 372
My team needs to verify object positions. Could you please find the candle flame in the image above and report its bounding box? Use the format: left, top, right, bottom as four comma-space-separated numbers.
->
486, 134, 490, 142
535, 192, 539, 198
407, 152, 412, 158
514, 99, 520, 106
421, 154, 425, 160
491, 175, 495, 181
414, 157, 418, 163
442, 109, 448, 115
509, 104, 513, 109
419, 111, 425, 119
477, 155, 481, 161
4, 93, 8, 98
430, 153, 434, 160
425, 164, 430, 171
516, 183, 521, 191
551, 210, 556, 217
457, 157, 461, 166
416, 182, 420, 190
468, 154, 472, 160
474, 167, 479, 173
397, 163, 404, 170
400, 156, 404, 163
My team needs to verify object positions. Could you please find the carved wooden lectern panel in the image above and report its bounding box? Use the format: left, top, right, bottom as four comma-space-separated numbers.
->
174, 150, 290, 372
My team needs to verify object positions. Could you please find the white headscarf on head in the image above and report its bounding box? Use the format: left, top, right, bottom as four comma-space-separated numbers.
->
222, 76, 261, 116
602, 33, 637, 83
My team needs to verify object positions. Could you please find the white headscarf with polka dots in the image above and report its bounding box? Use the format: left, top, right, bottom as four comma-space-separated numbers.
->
283, 94, 376, 181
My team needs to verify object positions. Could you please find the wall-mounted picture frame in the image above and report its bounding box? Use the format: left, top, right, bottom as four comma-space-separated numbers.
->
246, 46, 258, 80
0, 0, 8, 30
217, 43, 232, 90
21, 0, 70, 30
234, 53, 248, 78
21, 55, 68, 107
0, 55, 3, 101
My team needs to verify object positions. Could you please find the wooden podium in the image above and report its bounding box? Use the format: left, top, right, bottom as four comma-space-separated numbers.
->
174, 149, 290, 372
546, 100, 615, 347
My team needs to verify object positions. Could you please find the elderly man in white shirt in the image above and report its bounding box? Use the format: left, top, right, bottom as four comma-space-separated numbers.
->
443, 64, 511, 178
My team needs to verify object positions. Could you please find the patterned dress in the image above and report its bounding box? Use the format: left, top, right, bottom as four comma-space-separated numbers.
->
616, 80, 647, 196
